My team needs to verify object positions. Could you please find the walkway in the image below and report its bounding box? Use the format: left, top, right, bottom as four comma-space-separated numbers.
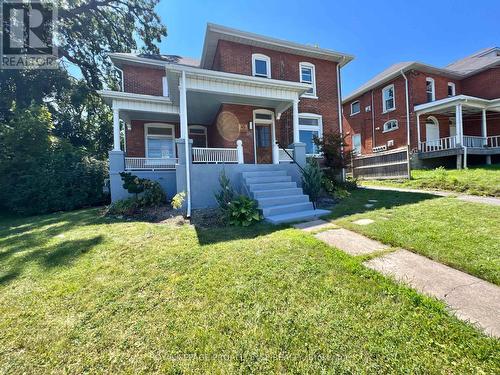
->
363, 185, 500, 206
294, 220, 500, 338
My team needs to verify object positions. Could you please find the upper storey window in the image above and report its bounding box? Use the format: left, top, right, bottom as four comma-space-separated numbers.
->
448, 82, 456, 97
299, 62, 316, 97
252, 54, 271, 78
426, 77, 435, 102
350, 100, 360, 115
382, 84, 395, 113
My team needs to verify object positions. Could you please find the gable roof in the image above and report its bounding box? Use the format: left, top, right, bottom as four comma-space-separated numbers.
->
344, 47, 500, 103
200, 23, 354, 69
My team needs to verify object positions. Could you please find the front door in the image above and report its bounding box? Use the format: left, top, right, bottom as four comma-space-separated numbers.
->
255, 123, 273, 164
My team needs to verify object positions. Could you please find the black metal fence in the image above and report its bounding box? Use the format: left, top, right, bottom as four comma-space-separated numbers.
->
352, 147, 410, 180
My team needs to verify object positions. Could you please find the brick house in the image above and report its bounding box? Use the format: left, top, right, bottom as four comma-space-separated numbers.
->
342, 48, 500, 169
99, 23, 353, 223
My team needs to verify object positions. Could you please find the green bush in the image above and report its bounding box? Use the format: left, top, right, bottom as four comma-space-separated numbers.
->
214, 170, 235, 215
0, 105, 108, 215
227, 195, 262, 227
105, 197, 140, 216
118, 172, 166, 208
301, 158, 323, 206
120, 172, 145, 198
171, 191, 186, 210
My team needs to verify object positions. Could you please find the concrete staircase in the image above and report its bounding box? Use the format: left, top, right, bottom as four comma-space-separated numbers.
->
242, 169, 330, 224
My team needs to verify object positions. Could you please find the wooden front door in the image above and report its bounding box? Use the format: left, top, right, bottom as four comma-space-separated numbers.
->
255, 123, 273, 164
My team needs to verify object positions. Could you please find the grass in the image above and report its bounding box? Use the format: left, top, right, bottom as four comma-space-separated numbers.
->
0, 209, 499, 373
329, 188, 500, 285
362, 164, 500, 197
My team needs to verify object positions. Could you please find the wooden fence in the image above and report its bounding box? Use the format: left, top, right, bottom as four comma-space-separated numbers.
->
351, 147, 410, 180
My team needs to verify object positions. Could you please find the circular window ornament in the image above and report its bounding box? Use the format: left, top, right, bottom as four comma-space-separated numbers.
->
216, 111, 240, 141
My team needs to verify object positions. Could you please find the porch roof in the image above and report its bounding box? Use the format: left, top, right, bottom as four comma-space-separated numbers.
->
414, 95, 500, 116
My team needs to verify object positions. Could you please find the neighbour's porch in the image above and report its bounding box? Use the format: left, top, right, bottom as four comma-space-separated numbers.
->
415, 95, 500, 168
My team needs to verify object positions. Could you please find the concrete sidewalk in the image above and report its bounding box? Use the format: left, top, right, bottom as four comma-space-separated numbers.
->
363, 185, 500, 206
294, 220, 500, 338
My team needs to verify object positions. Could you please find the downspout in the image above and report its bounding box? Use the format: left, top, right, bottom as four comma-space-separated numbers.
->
401, 69, 411, 178
336, 57, 346, 181
371, 90, 375, 150
181, 70, 192, 218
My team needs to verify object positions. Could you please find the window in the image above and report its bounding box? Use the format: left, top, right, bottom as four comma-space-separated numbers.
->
299, 62, 316, 97
145, 123, 175, 158
252, 54, 271, 78
298, 114, 323, 156
256, 126, 271, 147
350, 101, 360, 115
382, 84, 395, 112
162, 76, 169, 97
448, 82, 456, 97
352, 134, 361, 155
189, 125, 207, 148
383, 119, 399, 133
426, 77, 435, 102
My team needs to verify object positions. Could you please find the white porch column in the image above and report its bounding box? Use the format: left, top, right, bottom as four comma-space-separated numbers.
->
292, 98, 300, 144
416, 113, 421, 151
112, 108, 121, 151
456, 104, 463, 146
481, 109, 487, 145
179, 71, 188, 139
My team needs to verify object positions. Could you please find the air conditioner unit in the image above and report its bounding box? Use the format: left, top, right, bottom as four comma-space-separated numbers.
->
387, 140, 394, 147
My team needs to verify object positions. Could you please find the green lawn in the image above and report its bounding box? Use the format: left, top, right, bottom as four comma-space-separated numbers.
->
329, 189, 500, 285
362, 164, 500, 197
0, 209, 499, 373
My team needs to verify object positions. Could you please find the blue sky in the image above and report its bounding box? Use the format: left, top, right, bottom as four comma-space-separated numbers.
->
156, 0, 500, 96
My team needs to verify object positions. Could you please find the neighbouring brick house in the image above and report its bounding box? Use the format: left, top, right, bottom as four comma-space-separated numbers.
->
99, 23, 353, 223
342, 48, 500, 169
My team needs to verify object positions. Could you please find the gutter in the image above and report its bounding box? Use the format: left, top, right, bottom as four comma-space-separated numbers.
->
336, 57, 346, 181
401, 69, 411, 178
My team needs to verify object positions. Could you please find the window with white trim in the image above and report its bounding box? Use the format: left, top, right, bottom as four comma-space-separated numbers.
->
189, 125, 207, 148
426, 77, 435, 102
350, 100, 360, 115
382, 84, 395, 112
383, 119, 399, 133
298, 114, 323, 156
252, 54, 271, 78
447, 82, 456, 97
352, 134, 361, 155
145, 123, 176, 158
162, 76, 169, 97
299, 62, 316, 97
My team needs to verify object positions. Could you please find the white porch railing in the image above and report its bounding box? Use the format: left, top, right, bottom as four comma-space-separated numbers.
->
192, 140, 244, 164
486, 135, 500, 148
419, 136, 457, 152
463, 136, 487, 148
279, 148, 294, 163
125, 157, 178, 170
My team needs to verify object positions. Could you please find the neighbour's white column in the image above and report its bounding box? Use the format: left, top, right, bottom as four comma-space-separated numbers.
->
292, 98, 300, 144
456, 104, 463, 146
236, 140, 244, 164
481, 109, 487, 145
416, 113, 421, 151
112, 108, 120, 151
179, 72, 188, 139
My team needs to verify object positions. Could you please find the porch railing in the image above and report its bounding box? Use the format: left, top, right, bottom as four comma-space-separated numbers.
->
419, 136, 457, 152
486, 135, 500, 148
278, 148, 294, 163
463, 136, 487, 148
125, 157, 178, 170
192, 140, 243, 164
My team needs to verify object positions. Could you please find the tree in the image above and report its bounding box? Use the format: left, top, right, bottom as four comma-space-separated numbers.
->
313, 132, 352, 176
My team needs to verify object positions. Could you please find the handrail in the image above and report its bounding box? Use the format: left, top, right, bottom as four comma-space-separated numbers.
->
275, 142, 306, 175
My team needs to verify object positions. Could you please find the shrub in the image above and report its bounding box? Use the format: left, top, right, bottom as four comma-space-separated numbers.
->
227, 195, 262, 226
105, 197, 140, 216
214, 170, 235, 215
171, 191, 186, 210
313, 132, 352, 174
120, 172, 145, 198
118, 173, 166, 207
301, 158, 323, 206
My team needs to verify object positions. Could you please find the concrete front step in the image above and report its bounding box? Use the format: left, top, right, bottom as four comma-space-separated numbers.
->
242, 170, 287, 178
261, 202, 314, 216
252, 187, 303, 199
249, 181, 296, 192
245, 175, 292, 184
257, 194, 309, 207
266, 209, 331, 224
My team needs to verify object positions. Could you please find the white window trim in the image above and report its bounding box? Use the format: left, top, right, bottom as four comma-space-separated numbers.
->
447, 82, 456, 97
382, 119, 399, 133
426, 77, 435, 102
350, 100, 360, 116
298, 113, 323, 156
162, 76, 169, 97
188, 125, 208, 148
382, 84, 395, 113
144, 123, 176, 158
252, 53, 271, 78
299, 62, 317, 98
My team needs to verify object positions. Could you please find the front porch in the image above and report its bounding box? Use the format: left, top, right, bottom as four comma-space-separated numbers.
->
415, 95, 500, 168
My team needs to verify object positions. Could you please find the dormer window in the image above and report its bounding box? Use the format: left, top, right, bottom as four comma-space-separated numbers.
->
252, 54, 271, 78
299, 62, 316, 97
426, 77, 435, 102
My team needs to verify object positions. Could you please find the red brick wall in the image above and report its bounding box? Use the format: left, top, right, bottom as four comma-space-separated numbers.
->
461, 67, 500, 99
123, 65, 165, 96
